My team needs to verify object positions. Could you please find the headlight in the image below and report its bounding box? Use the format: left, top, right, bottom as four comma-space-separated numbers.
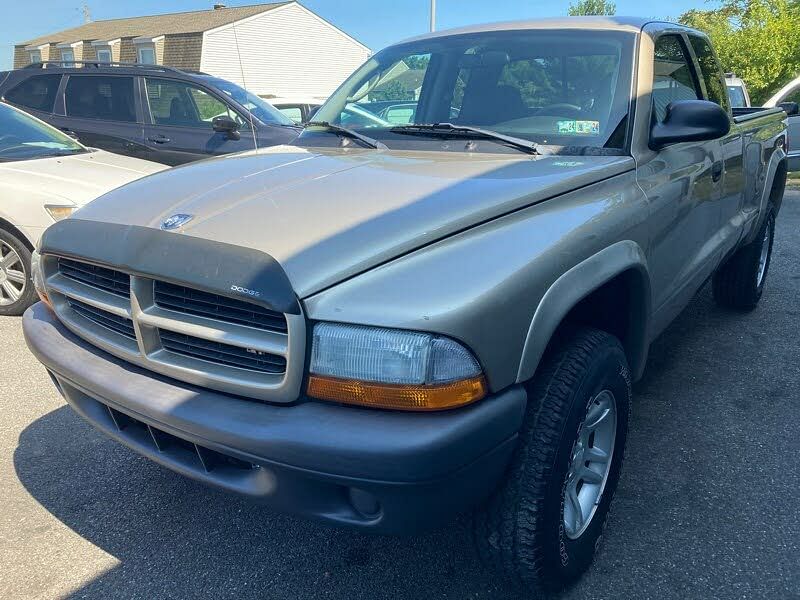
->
307, 323, 487, 411
44, 204, 76, 222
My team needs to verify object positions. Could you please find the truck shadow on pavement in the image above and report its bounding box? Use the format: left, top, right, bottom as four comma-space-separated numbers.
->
13, 405, 514, 599
12, 197, 799, 600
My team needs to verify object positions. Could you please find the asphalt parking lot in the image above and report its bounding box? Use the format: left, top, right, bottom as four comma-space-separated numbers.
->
1, 193, 799, 600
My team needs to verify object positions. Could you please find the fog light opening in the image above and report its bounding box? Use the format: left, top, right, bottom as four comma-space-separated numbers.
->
348, 488, 382, 520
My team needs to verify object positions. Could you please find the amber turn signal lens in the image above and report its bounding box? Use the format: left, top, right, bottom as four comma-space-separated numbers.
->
307, 375, 488, 411
37, 289, 53, 311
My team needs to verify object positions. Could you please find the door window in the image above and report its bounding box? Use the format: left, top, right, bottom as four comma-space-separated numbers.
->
727, 85, 747, 108
64, 76, 136, 122
688, 35, 730, 113
278, 105, 303, 123
780, 87, 800, 105
145, 78, 241, 128
652, 35, 702, 123
4, 74, 62, 112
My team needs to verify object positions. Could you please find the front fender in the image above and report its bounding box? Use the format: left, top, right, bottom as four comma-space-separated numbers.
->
516, 241, 652, 384
304, 170, 649, 392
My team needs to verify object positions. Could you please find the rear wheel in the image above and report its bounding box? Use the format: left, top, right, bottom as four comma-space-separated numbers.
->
712, 205, 775, 310
0, 229, 36, 316
473, 328, 631, 593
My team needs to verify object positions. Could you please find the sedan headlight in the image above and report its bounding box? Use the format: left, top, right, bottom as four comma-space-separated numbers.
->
44, 204, 76, 222
307, 323, 487, 411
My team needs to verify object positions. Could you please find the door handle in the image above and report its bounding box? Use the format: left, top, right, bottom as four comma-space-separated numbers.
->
711, 160, 723, 182
147, 135, 171, 144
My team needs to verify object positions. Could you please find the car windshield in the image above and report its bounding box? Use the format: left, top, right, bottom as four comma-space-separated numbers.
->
0, 102, 86, 162
202, 77, 296, 126
727, 85, 747, 108
310, 29, 635, 153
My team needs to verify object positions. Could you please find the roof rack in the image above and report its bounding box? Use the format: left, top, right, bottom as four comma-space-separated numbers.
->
24, 61, 187, 75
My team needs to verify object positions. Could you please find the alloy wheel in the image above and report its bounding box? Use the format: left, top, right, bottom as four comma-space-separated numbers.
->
563, 390, 618, 540
0, 240, 27, 306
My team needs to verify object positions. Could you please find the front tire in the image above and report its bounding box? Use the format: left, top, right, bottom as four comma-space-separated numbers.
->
473, 328, 631, 593
712, 205, 775, 310
0, 229, 36, 316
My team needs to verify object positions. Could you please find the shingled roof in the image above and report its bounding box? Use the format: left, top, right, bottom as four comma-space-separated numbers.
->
19, 2, 291, 47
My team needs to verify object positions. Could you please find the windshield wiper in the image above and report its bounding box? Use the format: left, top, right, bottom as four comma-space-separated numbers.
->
304, 121, 386, 150
390, 123, 539, 155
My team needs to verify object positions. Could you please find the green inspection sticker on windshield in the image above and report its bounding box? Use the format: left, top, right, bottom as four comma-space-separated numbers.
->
557, 120, 601, 135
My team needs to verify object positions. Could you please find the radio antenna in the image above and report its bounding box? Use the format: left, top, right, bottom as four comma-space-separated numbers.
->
231, 19, 259, 152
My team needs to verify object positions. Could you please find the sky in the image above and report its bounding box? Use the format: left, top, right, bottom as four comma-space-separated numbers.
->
0, 0, 719, 71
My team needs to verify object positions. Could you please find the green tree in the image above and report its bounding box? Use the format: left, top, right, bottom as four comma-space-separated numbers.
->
568, 0, 616, 16
679, 0, 800, 104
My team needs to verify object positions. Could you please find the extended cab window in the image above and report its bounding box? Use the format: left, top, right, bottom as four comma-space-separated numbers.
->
689, 35, 730, 113
652, 35, 702, 123
65, 76, 136, 122
5, 74, 62, 113
145, 78, 242, 128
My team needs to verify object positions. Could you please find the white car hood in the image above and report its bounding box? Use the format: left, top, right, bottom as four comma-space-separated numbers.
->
0, 149, 166, 206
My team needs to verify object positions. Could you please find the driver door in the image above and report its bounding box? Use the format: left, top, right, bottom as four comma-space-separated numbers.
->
637, 32, 725, 332
141, 77, 255, 165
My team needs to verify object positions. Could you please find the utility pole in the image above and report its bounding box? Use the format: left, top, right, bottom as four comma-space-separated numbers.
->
430, 0, 436, 32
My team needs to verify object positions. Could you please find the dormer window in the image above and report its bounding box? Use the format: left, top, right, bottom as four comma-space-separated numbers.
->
90, 39, 119, 64
133, 36, 162, 65
138, 46, 156, 64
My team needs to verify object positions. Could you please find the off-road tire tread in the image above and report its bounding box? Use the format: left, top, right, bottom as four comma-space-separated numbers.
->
473, 327, 625, 593
712, 205, 775, 311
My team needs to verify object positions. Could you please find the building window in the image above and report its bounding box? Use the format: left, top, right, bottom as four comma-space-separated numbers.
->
61, 49, 75, 67
96, 48, 112, 63
29, 50, 42, 64
137, 46, 156, 65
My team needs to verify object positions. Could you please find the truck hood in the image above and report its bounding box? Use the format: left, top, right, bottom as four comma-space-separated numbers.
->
75, 146, 634, 298
0, 149, 166, 206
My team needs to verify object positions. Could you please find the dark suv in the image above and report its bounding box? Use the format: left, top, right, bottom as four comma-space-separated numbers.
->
0, 63, 300, 165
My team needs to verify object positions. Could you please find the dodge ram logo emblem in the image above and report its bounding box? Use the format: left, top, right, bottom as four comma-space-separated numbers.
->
160, 214, 194, 230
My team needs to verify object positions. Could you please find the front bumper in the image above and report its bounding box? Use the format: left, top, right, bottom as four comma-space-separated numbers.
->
23, 303, 527, 534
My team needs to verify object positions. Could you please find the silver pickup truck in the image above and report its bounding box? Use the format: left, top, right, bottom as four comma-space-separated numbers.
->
23, 17, 787, 593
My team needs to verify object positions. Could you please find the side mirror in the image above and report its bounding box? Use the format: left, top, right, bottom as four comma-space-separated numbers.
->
778, 101, 799, 117
650, 100, 731, 150
212, 115, 241, 140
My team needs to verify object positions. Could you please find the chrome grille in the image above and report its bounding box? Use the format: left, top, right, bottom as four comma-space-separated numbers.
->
154, 281, 287, 333
67, 298, 136, 340
42, 254, 305, 403
58, 258, 131, 298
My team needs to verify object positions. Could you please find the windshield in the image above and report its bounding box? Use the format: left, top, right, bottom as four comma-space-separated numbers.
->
0, 103, 86, 162
727, 85, 747, 108
311, 29, 635, 152
202, 77, 295, 126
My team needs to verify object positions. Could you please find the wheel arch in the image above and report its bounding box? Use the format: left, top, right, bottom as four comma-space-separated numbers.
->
516, 241, 652, 384
0, 216, 35, 252
746, 149, 787, 245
